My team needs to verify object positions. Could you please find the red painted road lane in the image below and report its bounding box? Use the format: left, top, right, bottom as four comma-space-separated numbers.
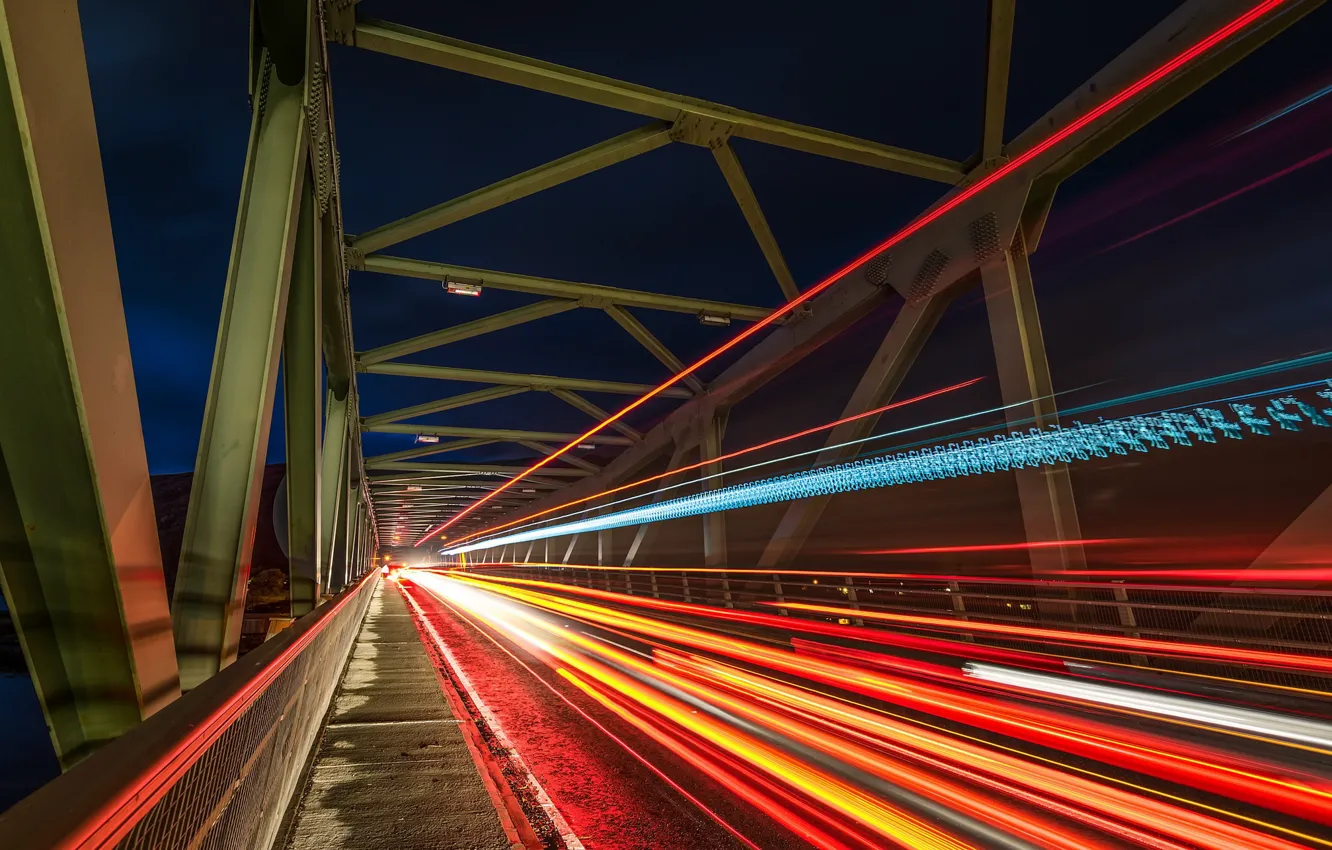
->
400, 577, 806, 850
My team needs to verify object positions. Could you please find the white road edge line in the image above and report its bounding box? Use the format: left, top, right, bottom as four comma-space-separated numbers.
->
404, 583, 587, 850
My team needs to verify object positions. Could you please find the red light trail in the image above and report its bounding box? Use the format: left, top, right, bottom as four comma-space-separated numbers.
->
403, 570, 1330, 849
859, 539, 1123, 555
428, 376, 982, 548
420, 0, 1295, 542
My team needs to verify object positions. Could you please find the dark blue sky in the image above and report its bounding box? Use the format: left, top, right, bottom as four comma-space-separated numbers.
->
78, 1, 1332, 474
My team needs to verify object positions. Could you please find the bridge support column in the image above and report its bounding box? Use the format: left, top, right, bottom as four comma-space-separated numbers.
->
624, 440, 690, 570
285, 172, 323, 617
318, 392, 349, 593
758, 294, 952, 569
0, 0, 179, 767
172, 55, 310, 689
981, 230, 1137, 633
700, 412, 733, 607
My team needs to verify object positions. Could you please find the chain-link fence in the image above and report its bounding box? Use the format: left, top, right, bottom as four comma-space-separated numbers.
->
0, 572, 379, 850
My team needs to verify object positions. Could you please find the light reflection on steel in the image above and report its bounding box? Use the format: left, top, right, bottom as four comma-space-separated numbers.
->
406, 570, 1331, 849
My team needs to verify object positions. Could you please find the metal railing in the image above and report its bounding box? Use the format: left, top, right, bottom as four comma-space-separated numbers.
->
0, 572, 380, 850
485, 564, 1332, 691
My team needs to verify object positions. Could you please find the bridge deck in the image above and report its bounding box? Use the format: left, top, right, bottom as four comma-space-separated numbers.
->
282, 583, 513, 849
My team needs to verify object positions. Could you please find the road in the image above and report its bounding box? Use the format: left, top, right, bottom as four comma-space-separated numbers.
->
399, 570, 1332, 850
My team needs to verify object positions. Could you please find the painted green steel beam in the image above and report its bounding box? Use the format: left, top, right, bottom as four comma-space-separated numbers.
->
358, 256, 774, 321
284, 172, 323, 617
0, 0, 178, 768
351, 122, 673, 254
369, 477, 563, 490
981, 0, 1015, 163
369, 461, 592, 477
172, 56, 309, 691
366, 421, 635, 446
357, 298, 578, 366
550, 388, 643, 442
320, 209, 353, 399
318, 391, 349, 593
358, 361, 694, 398
517, 440, 601, 474
351, 20, 964, 182
602, 304, 705, 393
710, 142, 800, 302
365, 438, 496, 467
364, 385, 528, 428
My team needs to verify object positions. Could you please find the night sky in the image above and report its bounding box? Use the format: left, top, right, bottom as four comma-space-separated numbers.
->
2, 0, 1331, 814
79, 0, 1332, 481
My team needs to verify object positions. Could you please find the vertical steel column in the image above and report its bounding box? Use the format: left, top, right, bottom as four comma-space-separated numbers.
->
171, 56, 309, 689
980, 232, 1083, 573
284, 172, 322, 617
981, 231, 1137, 632
624, 440, 690, 567
318, 393, 348, 593
0, 0, 179, 767
759, 295, 952, 568
700, 412, 733, 607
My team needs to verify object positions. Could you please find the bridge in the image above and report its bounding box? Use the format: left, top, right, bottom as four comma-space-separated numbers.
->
2, 0, 1331, 847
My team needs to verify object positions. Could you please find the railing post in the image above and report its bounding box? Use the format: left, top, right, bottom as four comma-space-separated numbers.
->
0, 0, 179, 766
172, 52, 311, 690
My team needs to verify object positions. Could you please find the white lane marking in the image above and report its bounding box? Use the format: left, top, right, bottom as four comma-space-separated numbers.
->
405, 585, 586, 850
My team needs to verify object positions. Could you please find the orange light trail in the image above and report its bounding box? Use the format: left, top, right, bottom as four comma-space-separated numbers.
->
428, 377, 982, 548
412, 571, 1328, 849
442, 573, 1332, 829
422, 0, 1294, 541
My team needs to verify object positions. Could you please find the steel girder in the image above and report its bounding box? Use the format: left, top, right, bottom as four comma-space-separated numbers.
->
366, 422, 635, 446
171, 56, 309, 689
358, 362, 695, 398
348, 20, 965, 182
486, 0, 1323, 550
358, 257, 774, 321
0, 0, 179, 768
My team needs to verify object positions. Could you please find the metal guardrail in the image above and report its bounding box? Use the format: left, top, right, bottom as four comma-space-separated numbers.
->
0, 572, 380, 850
485, 564, 1332, 690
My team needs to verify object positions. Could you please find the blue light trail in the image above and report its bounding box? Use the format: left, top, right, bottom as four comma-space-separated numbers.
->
442, 385, 1331, 556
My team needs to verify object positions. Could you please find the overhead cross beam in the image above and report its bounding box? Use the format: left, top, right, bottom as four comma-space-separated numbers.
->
364, 437, 495, 467
358, 256, 773, 320
363, 385, 527, 427
357, 298, 578, 366
351, 122, 674, 253
358, 361, 695, 397
367, 422, 635, 446
368, 461, 593, 476
517, 440, 601, 474
350, 21, 965, 182
981, 0, 1016, 163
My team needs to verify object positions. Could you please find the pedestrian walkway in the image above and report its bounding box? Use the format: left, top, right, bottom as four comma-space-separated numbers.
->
283, 583, 513, 849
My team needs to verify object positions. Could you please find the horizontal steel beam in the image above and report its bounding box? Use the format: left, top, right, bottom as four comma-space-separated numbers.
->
351, 122, 674, 253
368, 461, 592, 476
367, 421, 635, 446
363, 385, 527, 427
364, 438, 495, 467
358, 255, 773, 320
357, 298, 578, 366
352, 20, 964, 182
359, 361, 694, 398
369, 476, 563, 489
